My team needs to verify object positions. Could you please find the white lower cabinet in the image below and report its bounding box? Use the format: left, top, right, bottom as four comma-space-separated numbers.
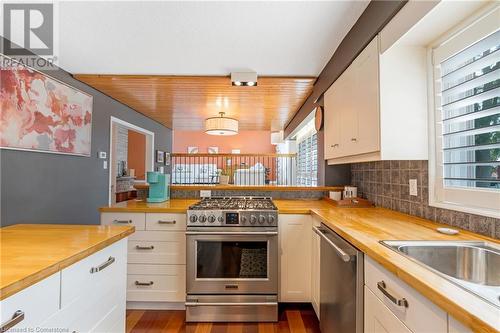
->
364, 256, 475, 333
0, 238, 128, 333
279, 214, 312, 302
365, 286, 412, 333
0, 273, 60, 332
101, 212, 187, 308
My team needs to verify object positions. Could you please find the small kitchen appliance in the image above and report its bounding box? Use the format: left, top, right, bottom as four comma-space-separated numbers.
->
146, 171, 170, 203
186, 197, 278, 322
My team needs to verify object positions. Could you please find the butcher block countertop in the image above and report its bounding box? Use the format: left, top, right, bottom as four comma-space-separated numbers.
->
100, 198, 499, 332
0, 224, 134, 301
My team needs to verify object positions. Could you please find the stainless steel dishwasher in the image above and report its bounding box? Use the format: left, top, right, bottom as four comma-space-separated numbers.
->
313, 223, 363, 333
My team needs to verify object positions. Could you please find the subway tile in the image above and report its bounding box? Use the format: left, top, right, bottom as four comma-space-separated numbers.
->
436, 208, 453, 226
399, 185, 409, 201
410, 202, 423, 218
409, 170, 421, 186
391, 199, 400, 211
400, 200, 410, 214
469, 215, 493, 237
390, 170, 400, 185
409, 160, 421, 170
390, 160, 400, 169
382, 196, 392, 209
400, 170, 410, 185
391, 184, 400, 198
452, 211, 470, 230
382, 170, 391, 183
383, 183, 391, 196
422, 205, 436, 221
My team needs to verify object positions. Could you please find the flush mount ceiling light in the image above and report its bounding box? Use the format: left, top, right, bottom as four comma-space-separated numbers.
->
231, 72, 258, 86
205, 112, 239, 136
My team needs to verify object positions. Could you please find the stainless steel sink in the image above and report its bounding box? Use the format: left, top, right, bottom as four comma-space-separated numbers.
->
381, 240, 500, 308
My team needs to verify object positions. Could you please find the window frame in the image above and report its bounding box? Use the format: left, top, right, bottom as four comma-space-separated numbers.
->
295, 124, 318, 187
428, 4, 500, 218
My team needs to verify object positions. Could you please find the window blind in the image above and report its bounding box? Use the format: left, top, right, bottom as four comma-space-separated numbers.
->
296, 132, 318, 186
438, 29, 500, 190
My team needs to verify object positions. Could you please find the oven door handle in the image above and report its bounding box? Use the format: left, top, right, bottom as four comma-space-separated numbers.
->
185, 231, 278, 236
185, 302, 277, 307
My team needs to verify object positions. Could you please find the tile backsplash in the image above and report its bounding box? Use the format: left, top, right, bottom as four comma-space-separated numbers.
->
351, 160, 499, 239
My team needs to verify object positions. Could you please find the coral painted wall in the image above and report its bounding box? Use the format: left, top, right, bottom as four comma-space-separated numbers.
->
128, 130, 146, 180
173, 130, 275, 154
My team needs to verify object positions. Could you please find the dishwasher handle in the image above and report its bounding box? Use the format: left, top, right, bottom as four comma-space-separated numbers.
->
313, 226, 351, 262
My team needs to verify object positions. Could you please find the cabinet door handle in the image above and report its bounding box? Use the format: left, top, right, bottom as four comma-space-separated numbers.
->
90, 256, 115, 274
331, 144, 339, 148
158, 220, 176, 224
351, 138, 357, 142
113, 219, 132, 224
377, 281, 409, 308
1, 310, 24, 332
135, 245, 154, 250
135, 281, 154, 286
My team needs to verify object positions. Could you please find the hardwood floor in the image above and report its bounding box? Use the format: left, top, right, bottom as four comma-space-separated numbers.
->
126, 304, 320, 333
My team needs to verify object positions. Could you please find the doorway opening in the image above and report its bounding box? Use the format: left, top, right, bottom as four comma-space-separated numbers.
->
109, 116, 154, 204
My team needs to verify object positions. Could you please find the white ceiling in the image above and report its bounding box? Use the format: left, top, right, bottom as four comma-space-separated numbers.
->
58, 1, 369, 76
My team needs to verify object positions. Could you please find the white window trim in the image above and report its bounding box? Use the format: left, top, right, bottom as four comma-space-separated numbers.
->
427, 4, 500, 219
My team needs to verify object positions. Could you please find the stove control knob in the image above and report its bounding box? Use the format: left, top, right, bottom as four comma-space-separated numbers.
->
217, 216, 224, 223
207, 215, 216, 223
268, 215, 275, 224
189, 215, 198, 223
198, 215, 207, 223
250, 215, 257, 224
258, 215, 266, 224
241, 216, 247, 224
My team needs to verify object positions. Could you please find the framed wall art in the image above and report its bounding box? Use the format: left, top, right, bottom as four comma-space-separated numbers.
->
0, 55, 93, 156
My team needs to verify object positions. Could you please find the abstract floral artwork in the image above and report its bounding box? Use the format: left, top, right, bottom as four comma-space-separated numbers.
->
0, 56, 93, 156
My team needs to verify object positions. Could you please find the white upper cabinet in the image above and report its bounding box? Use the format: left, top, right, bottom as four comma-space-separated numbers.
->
324, 33, 428, 164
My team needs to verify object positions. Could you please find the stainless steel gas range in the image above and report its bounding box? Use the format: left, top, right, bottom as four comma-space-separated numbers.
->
185, 197, 278, 322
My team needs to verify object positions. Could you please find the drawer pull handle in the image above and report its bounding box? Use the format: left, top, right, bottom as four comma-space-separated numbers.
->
113, 219, 132, 224
135, 245, 155, 250
331, 144, 339, 148
377, 281, 409, 308
1, 310, 24, 331
158, 220, 176, 224
135, 281, 154, 286
90, 256, 115, 274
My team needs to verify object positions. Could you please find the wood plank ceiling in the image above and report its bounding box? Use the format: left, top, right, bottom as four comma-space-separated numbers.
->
74, 75, 315, 131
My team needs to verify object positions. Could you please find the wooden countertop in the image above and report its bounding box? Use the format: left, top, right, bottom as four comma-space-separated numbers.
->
135, 184, 343, 191
0, 224, 134, 300
99, 198, 499, 332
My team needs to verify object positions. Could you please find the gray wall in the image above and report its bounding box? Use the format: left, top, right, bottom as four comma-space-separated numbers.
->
0, 37, 172, 226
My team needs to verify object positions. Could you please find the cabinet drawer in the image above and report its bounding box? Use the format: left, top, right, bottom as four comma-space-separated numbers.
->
101, 212, 146, 230
127, 264, 186, 302
61, 238, 127, 308
0, 273, 60, 332
128, 236, 185, 264
130, 230, 186, 242
365, 256, 447, 333
146, 213, 186, 231
365, 286, 412, 333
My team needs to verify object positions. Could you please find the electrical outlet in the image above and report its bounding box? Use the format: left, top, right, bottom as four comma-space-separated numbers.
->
98, 151, 107, 159
409, 179, 418, 196
103, 160, 108, 169
200, 190, 211, 198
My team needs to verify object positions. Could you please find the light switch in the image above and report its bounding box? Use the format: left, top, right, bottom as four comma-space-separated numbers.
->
409, 179, 418, 196
103, 160, 108, 169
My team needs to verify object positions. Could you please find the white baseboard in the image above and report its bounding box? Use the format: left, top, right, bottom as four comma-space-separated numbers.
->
127, 301, 185, 310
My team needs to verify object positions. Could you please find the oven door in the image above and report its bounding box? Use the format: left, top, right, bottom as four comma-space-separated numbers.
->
186, 228, 278, 295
